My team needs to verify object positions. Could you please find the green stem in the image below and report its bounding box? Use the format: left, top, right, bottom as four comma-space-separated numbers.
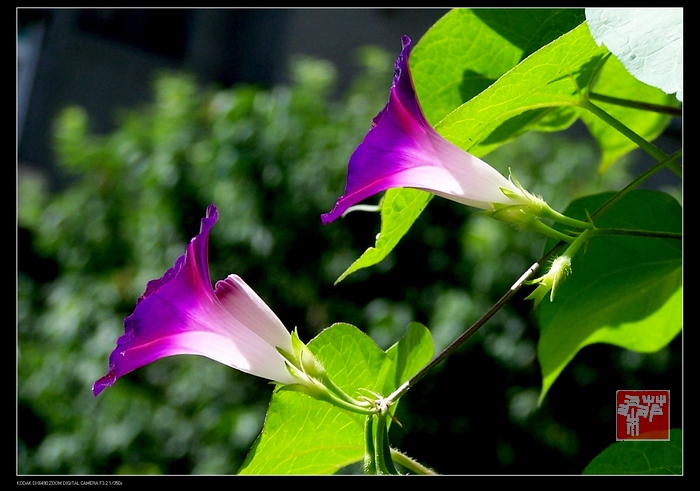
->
562, 228, 591, 259
390, 448, 438, 475
374, 415, 398, 475
527, 218, 578, 243
592, 228, 682, 240
308, 385, 378, 416
385, 261, 542, 406
363, 415, 376, 475
589, 92, 682, 117
579, 99, 682, 178
322, 374, 376, 410
538, 205, 593, 230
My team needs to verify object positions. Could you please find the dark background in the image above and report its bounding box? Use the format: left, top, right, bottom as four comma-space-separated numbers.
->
18, 8, 448, 185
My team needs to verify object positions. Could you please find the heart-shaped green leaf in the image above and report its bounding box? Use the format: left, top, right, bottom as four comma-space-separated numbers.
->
411, 8, 586, 126
536, 190, 682, 403
583, 428, 682, 474
238, 322, 433, 474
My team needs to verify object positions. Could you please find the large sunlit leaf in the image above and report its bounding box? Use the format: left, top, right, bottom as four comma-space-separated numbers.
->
536, 190, 682, 403
585, 8, 683, 102
414, 9, 589, 155
435, 22, 606, 153
411, 8, 586, 126
583, 428, 682, 475
239, 322, 433, 474
238, 323, 386, 474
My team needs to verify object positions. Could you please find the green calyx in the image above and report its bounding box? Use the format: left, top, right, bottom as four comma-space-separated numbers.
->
484, 170, 594, 243
276, 329, 379, 416
484, 204, 580, 244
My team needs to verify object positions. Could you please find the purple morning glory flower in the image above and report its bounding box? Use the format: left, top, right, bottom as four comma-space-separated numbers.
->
93, 204, 298, 396
321, 35, 525, 225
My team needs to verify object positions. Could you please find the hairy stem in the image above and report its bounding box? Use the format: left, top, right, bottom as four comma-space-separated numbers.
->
374, 415, 398, 475
363, 415, 376, 474
390, 448, 438, 475
385, 260, 541, 405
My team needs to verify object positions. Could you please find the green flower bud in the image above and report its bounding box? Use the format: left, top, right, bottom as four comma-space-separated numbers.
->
525, 255, 572, 307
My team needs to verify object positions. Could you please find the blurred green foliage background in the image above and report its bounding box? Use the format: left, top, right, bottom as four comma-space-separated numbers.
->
17, 46, 681, 475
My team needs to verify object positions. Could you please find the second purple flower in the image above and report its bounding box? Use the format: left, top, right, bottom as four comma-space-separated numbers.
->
321, 35, 526, 225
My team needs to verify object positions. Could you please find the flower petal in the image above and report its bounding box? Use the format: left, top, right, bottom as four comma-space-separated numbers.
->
93, 205, 296, 396
321, 35, 522, 225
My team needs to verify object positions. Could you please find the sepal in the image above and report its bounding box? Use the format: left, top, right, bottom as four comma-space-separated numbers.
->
525, 255, 572, 307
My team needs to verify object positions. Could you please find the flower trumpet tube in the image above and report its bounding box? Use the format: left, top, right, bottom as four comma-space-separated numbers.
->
92, 205, 299, 396
321, 35, 530, 225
